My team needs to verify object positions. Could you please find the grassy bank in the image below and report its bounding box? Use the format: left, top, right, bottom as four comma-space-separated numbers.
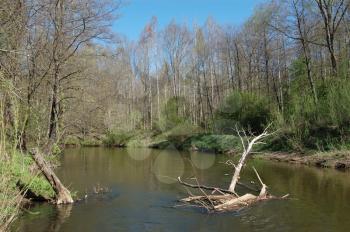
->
62, 129, 350, 172
0, 150, 55, 230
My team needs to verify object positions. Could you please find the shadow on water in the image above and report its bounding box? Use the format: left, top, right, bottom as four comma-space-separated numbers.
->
13, 147, 350, 232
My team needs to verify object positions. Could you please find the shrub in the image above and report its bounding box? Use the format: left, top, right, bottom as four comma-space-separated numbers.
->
63, 136, 80, 146
215, 91, 273, 134
180, 134, 242, 153
279, 78, 350, 151
102, 130, 133, 147
156, 97, 190, 132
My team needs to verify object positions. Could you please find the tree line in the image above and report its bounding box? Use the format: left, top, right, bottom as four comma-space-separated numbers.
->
1, 0, 350, 151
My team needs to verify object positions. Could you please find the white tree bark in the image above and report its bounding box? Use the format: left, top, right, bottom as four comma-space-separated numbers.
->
228, 128, 270, 193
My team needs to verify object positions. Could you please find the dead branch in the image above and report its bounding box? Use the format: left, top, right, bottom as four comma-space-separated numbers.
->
253, 167, 267, 198
178, 177, 259, 193
178, 177, 234, 194
176, 125, 287, 212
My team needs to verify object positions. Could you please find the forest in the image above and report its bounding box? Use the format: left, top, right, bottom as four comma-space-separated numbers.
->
0, 0, 350, 230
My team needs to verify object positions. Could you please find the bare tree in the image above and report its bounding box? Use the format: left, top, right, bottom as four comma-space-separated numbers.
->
314, 0, 350, 75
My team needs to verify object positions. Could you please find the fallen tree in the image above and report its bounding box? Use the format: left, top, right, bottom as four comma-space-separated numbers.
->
29, 148, 74, 204
178, 126, 288, 212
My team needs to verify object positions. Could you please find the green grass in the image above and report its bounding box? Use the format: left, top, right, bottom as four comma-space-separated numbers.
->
0, 150, 55, 230
4, 151, 55, 199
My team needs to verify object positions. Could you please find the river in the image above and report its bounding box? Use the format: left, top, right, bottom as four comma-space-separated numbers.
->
14, 147, 350, 232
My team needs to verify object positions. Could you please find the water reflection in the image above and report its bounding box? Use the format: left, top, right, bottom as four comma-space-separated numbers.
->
153, 148, 184, 184
126, 148, 151, 161
14, 148, 350, 232
190, 152, 215, 170
46, 205, 73, 232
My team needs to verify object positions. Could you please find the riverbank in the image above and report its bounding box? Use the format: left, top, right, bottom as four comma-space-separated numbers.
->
0, 151, 55, 230
256, 151, 350, 170
62, 132, 350, 171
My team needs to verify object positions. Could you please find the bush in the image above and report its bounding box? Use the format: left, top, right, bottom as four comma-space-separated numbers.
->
80, 137, 102, 147
63, 136, 80, 146
126, 131, 154, 148
164, 122, 202, 148
277, 78, 350, 151
181, 134, 242, 153
102, 130, 133, 147
215, 91, 273, 134
156, 97, 190, 132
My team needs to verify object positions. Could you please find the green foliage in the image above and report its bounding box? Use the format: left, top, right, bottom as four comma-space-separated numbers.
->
276, 78, 350, 151
63, 136, 81, 146
163, 122, 202, 147
9, 152, 55, 198
102, 130, 133, 147
181, 134, 242, 153
126, 130, 154, 148
215, 91, 273, 134
289, 57, 307, 81
80, 137, 102, 147
51, 143, 62, 155
0, 151, 55, 223
156, 97, 190, 132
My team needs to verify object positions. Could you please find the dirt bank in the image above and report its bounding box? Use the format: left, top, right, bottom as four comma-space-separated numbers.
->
256, 151, 350, 171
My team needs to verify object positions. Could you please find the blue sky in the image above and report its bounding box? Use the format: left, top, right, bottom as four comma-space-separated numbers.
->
113, 0, 266, 40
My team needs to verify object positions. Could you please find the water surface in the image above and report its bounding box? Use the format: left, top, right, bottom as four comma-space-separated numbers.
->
14, 147, 350, 232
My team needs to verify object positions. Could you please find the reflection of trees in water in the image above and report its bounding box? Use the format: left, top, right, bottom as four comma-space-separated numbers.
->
153, 145, 185, 184
46, 204, 72, 232
190, 152, 216, 170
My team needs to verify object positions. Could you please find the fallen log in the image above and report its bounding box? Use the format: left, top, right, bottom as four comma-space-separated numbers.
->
177, 126, 287, 212
29, 148, 74, 204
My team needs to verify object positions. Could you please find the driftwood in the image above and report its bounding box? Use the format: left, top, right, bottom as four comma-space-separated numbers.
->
177, 177, 258, 194
29, 148, 74, 204
178, 126, 287, 212
178, 168, 274, 212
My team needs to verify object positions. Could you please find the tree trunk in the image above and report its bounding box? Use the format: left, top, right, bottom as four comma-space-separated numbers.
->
29, 148, 74, 204
228, 130, 269, 192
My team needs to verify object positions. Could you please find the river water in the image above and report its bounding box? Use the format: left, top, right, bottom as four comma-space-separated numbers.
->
14, 147, 350, 232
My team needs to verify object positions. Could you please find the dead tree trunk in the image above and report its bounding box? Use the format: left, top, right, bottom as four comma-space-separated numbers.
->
29, 148, 74, 204
177, 126, 285, 212
228, 128, 270, 193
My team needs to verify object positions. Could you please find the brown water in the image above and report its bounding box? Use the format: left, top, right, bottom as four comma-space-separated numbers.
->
14, 147, 350, 232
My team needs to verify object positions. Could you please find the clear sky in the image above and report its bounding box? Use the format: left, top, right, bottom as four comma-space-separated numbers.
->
113, 0, 266, 40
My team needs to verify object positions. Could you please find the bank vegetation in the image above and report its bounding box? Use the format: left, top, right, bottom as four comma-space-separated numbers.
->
1, 0, 350, 229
